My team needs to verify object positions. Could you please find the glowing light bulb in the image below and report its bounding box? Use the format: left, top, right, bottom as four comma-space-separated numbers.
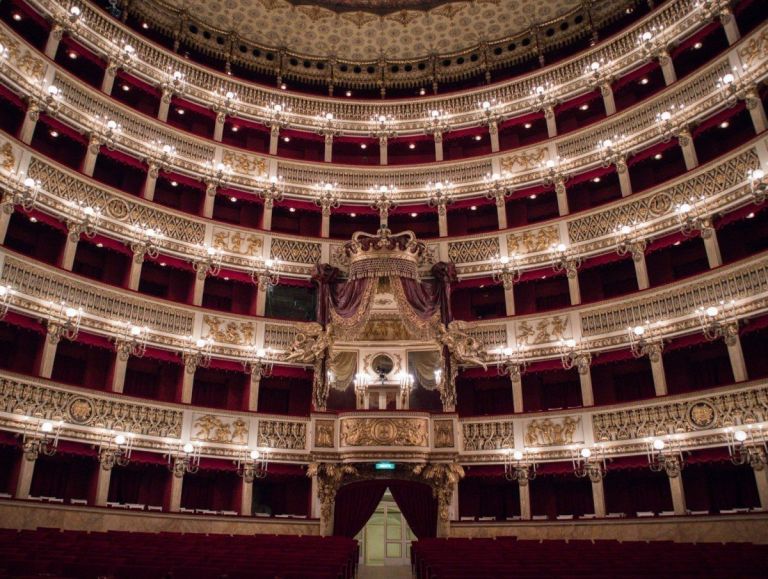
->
183, 442, 194, 454
753, 169, 765, 180
705, 306, 719, 317
513, 450, 524, 461
250, 449, 260, 460
41, 422, 54, 433
721, 73, 734, 85
195, 338, 208, 348
580, 448, 592, 459
734, 430, 748, 442
115, 434, 127, 446
652, 439, 665, 450
660, 111, 671, 121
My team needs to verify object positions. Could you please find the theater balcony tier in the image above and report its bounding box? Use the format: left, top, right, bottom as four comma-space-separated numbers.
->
0, 1, 766, 171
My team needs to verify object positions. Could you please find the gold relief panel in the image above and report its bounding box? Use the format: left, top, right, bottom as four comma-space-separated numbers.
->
739, 26, 768, 67
500, 148, 548, 174
221, 151, 267, 177
524, 417, 581, 447
507, 226, 559, 256
433, 420, 455, 449
339, 417, 429, 448
212, 229, 263, 257
192, 414, 249, 445
359, 318, 413, 341
314, 420, 336, 449
0, 141, 15, 172
203, 315, 256, 346
515, 316, 569, 346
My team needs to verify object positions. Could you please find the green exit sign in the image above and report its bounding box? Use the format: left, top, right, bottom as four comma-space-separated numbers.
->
375, 462, 396, 471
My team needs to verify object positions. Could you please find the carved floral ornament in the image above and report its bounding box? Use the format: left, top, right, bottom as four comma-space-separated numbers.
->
31, 0, 720, 124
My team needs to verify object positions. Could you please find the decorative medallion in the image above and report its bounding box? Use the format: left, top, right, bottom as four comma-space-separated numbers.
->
105, 198, 131, 220
67, 397, 95, 424
687, 401, 717, 429
315, 420, 336, 448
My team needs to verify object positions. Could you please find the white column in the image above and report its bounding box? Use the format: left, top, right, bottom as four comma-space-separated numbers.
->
555, 179, 569, 216
650, 351, 668, 397
20, 106, 39, 145
703, 230, 722, 269
111, 355, 128, 394
240, 479, 253, 516
568, 274, 581, 306
158, 93, 171, 123
510, 371, 523, 414
678, 130, 699, 170
726, 333, 748, 383
720, 11, 741, 45
44, 25, 64, 59
544, 107, 557, 138
579, 367, 594, 407
754, 465, 768, 510
269, 125, 279, 156
591, 477, 606, 518
504, 287, 515, 316
192, 274, 206, 307
261, 203, 274, 231
437, 208, 448, 238
617, 161, 632, 197
214, 113, 225, 142
434, 133, 444, 162
324, 134, 333, 163
39, 330, 59, 379
181, 365, 195, 404
202, 187, 216, 219
669, 472, 687, 515
83, 138, 100, 177
633, 252, 650, 290
93, 465, 112, 507
658, 52, 677, 86
489, 122, 499, 153
746, 90, 768, 134
379, 136, 388, 165
600, 83, 616, 116
127, 254, 144, 291
61, 231, 79, 270
14, 455, 36, 499
256, 286, 268, 316
167, 473, 183, 512
247, 373, 261, 412
495, 196, 508, 229
519, 481, 531, 520
0, 210, 11, 245
101, 67, 116, 95
143, 166, 158, 202
320, 211, 330, 238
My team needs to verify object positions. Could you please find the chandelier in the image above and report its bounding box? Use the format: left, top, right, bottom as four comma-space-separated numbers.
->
583, 58, 610, 89
492, 254, 522, 290
504, 448, 537, 484
235, 447, 269, 482
399, 372, 415, 408
66, 202, 101, 241
541, 158, 569, 194
203, 161, 232, 196
314, 181, 340, 215
483, 172, 513, 205
99, 432, 133, 470
529, 82, 558, 115
478, 99, 501, 126
655, 106, 687, 143
627, 322, 666, 361
242, 345, 275, 379
2, 172, 41, 213
696, 301, 739, 343
615, 224, 647, 262
160, 69, 186, 101
130, 225, 162, 261
370, 185, 397, 225
726, 426, 767, 470
558, 338, 591, 374
597, 136, 628, 172
354, 372, 370, 407
424, 108, 449, 136
259, 175, 285, 210
748, 168, 767, 204
426, 180, 454, 215
92, 117, 121, 150
550, 243, 582, 279
167, 442, 201, 477
193, 245, 222, 278
147, 140, 176, 173
212, 88, 238, 120
109, 41, 137, 73
493, 345, 529, 378
21, 418, 61, 460
28, 83, 63, 119
0, 284, 12, 320
716, 67, 759, 109
646, 437, 685, 477
370, 114, 396, 141
572, 446, 608, 482
317, 111, 339, 139
266, 102, 290, 132
112, 321, 149, 360
675, 198, 713, 239
250, 257, 280, 289
183, 336, 213, 370
48, 302, 83, 342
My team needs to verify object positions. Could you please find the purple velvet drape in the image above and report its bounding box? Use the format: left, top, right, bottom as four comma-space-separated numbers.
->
333, 480, 388, 538
399, 277, 440, 320
333, 480, 437, 539
331, 278, 371, 319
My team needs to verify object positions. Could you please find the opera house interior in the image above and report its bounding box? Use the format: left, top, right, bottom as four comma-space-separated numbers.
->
0, 0, 767, 577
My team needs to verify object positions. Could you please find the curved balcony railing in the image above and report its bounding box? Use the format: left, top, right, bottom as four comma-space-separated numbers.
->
2, 131, 764, 280
24, 0, 728, 132
1, 368, 766, 466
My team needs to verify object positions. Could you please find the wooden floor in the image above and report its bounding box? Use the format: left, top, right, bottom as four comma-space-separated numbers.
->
358, 564, 412, 578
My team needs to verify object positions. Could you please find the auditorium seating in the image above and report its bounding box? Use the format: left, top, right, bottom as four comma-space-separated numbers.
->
411, 537, 768, 578
0, 528, 358, 579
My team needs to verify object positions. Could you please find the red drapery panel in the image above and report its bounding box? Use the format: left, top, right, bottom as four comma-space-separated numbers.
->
333, 480, 387, 538
388, 480, 438, 539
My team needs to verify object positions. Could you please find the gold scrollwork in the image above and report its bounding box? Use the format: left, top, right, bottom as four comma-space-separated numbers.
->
524, 417, 580, 447
203, 315, 256, 346
339, 417, 429, 447
193, 414, 248, 444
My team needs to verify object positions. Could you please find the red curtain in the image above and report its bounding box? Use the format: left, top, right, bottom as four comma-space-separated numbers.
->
388, 480, 438, 538
333, 480, 387, 537
29, 454, 95, 501
107, 464, 169, 507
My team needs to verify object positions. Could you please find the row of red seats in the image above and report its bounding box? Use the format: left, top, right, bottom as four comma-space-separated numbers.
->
0, 528, 358, 579
411, 537, 768, 578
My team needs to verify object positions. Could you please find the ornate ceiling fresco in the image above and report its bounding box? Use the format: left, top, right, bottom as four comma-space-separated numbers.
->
159, 0, 597, 61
